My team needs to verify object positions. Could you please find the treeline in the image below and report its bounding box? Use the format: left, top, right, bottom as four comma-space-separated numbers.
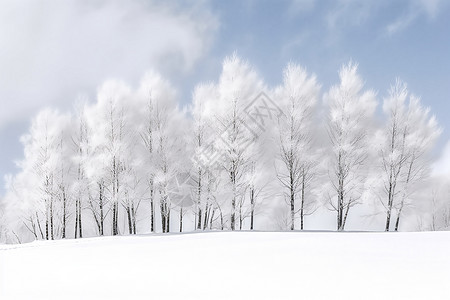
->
0, 54, 446, 243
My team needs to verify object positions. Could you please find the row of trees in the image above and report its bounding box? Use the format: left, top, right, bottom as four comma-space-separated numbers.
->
0, 55, 444, 243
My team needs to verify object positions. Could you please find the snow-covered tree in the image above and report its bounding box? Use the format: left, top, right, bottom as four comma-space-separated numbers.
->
4, 109, 72, 241
378, 79, 409, 231
274, 63, 320, 230
377, 79, 441, 231
84, 80, 132, 236
212, 54, 265, 230
325, 62, 377, 231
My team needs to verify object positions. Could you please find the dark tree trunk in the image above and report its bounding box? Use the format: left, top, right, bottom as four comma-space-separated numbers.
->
99, 183, 104, 236
36, 213, 44, 240
197, 168, 202, 230
150, 178, 154, 232
78, 199, 83, 238
197, 207, 202, 230
290, 188, 295, 231
385, 183, 394, 232
179, 207, 183, 233
231, 171, 236, 231
203, 202, 209, 230
250, 188, 255, 230
50, 197, 54, 240
75, 199, 79, 239
210, 208, 215, 229
132, 201, 136, 234
300, 174, 305, 231
127, 206, 133, 234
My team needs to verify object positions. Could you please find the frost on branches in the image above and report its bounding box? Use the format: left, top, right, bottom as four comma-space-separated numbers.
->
0, 55, 443, 244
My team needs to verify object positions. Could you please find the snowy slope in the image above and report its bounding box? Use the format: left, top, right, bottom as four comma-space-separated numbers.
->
1, 231, 449, 300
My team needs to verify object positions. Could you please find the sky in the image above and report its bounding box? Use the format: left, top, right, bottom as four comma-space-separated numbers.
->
0, 0, 449, 195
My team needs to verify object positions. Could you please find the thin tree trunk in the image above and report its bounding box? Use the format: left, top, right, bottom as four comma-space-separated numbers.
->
150, 178, 154, 232
36, 212, 44, 240
385, 182, 394, 231
50, 196, 54, 240
179, 207, 183, 233
197, 168, 202, 230
300, 174, 305, 231
78, 198, 83, 238
127, 206, 133, 234
160, 199, 166, 233
99, 183, 104, 236
250, 188, 254, 230
342, 202, 350, 231
210, 208, 215, 229
394, 205, 403, 232
203, 202, 209, 230
197, 207, 202, 230
132, 201, 136, 234
290, 189, 295, 231
62, 187, 66, 239
231, 171, 236, 231
75, 199, 79, 239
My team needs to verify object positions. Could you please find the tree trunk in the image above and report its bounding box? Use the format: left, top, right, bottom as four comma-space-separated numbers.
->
131, 201, 136, 234
179, 207, 183, 233
78, 200, 83, 238
385, 182, 394, 232
300, 175, 305, 231
210, 208, 215, 229
36, 213, 44, 240
249, 188, 255, 230
127, 206, 133, 234
75, 199, 79, 239
203, 202, 209, 230
150, 178, 154, 232
197, 168, 202, 230
197, 207, 202, 230
50, 196, 54, 240
62, 187, 66, 239
99, 183, 104, 236
231, 170, 236, 231
394, 209, 402, 232
290, 190, 295, 231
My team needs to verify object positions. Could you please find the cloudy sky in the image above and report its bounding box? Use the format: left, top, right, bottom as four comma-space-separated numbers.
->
0, 0, 449, 194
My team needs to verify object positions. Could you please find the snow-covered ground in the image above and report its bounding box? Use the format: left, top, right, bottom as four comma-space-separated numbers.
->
1, 231, 449, 300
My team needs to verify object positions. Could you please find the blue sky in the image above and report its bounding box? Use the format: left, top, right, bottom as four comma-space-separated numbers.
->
0, 0, 449, 194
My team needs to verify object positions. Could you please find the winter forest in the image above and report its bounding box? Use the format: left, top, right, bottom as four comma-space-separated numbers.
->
0, 54, 446, 244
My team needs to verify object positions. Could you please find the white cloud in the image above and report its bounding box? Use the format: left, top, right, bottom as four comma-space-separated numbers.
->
0, 0, 217, 129
325, 0, 375, 30
417, 0, 442, 18
385, 10, 419, 36
385, 0, 445, 36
